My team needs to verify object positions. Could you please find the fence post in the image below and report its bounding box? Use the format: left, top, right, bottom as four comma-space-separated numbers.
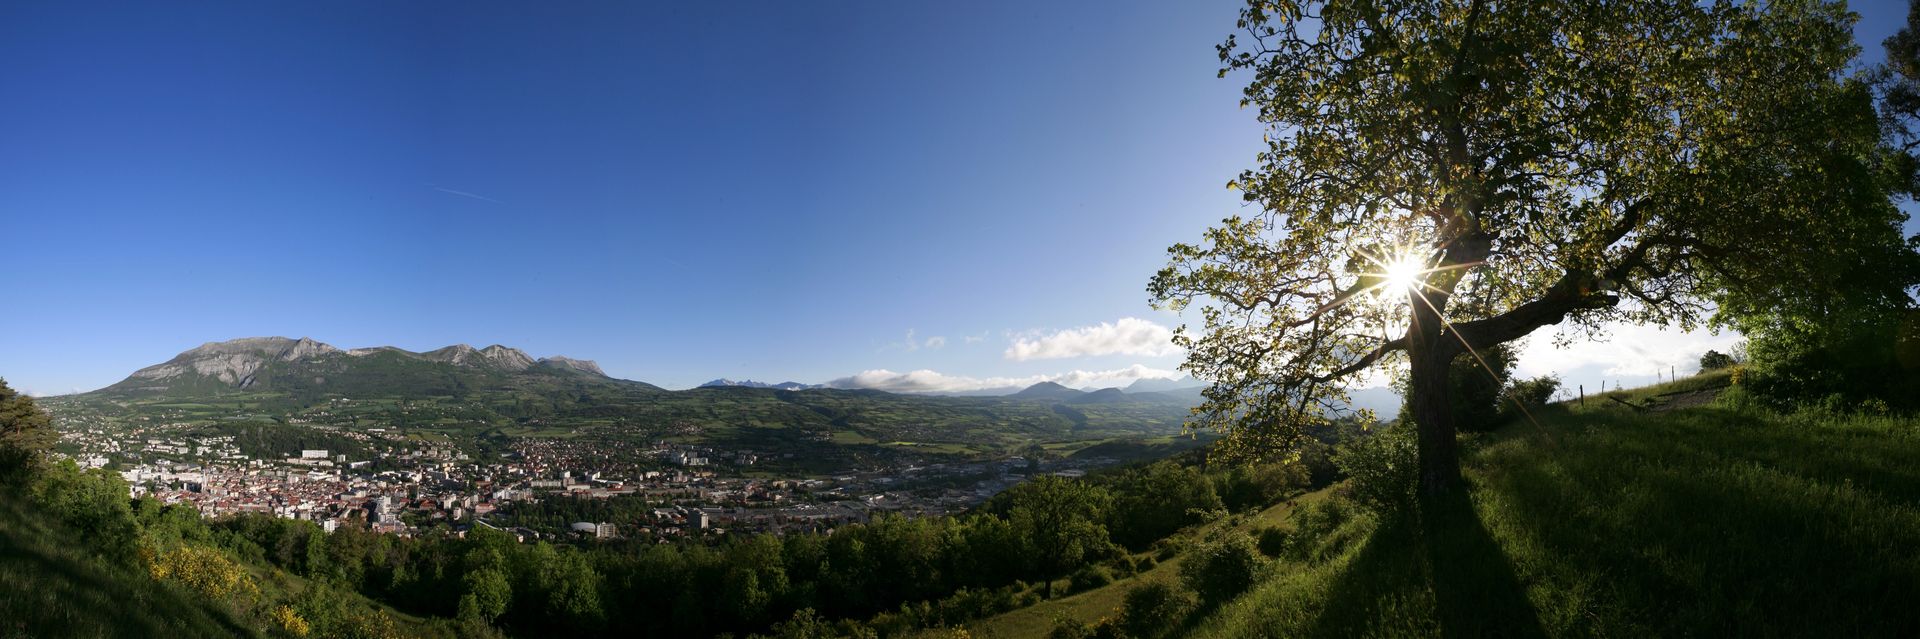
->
1579, 384, 1584, 406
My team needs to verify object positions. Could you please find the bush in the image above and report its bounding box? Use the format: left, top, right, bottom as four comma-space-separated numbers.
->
32, 460, 141, 561
147, 545, 261, 602
1699, 350, 1737, 370
1498, 375, 1561, 422
1332, 426, 1418, 517
1255, 526, 1289, 558
1281, 499, 1358, 563
1741, 311, 1920, 411
1068, 566, 1113, 593
1049, 615, 1125, 639
1118, 581, 1197, 639
1179, 533, 1265, 606
1215, 462, 1308, 512
1046, 619, 1093, 639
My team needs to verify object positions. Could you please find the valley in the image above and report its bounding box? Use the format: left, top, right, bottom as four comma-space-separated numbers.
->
38, 337, 1216, 540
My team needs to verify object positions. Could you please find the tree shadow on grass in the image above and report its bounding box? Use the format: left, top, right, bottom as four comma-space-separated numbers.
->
1303, 486, 1544, 639
1470, 410, 1920, 637
1421, 487, 1546, 639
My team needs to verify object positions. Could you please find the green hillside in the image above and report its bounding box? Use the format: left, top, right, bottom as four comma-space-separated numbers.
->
0, 492, 248, 638
0, 474, 450, 639
1019, 378, 1920, 638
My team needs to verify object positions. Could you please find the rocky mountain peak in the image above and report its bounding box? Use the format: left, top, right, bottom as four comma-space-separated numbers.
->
480, 345, 535, 371
421, 344, 481, 367
133, 336, 340, 388
538, 356, 605, 376
281, 336, 340, 361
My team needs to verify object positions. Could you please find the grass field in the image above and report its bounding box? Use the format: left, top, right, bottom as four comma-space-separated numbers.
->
1184, 380, 1920, 638
0, 493, 248, 638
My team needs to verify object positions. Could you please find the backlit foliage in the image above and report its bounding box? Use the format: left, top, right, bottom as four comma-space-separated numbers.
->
1151, 0, 1914, 462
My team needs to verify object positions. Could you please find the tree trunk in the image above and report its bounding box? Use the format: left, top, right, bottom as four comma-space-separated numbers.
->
1407, 290, 1463, 495
1408, 346, 1461, 494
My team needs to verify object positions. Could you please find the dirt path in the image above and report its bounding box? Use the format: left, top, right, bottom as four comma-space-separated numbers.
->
1649, 388, 1720, 411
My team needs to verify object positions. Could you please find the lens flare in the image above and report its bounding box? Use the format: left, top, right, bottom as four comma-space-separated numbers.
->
1383, 254, 1422, 292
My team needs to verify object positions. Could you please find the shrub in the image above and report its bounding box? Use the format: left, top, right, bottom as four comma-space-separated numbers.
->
1741, 311, 1920, 411
1179, 533, 1265, 606
1332, 426, 1418, 517
33, 460, 141, 561
270, 605, 311, 638
146, 545, 261, 602
1215, 462, 1308, 512
1699, 350, 1737, 370
1281, 499, 1358, 563
1047, 618, 1093, 639
1068, 565, 1113, 593
1119, 581, 1198, 639
1498, 375, 1561, 422
1255, 526, 1289, 558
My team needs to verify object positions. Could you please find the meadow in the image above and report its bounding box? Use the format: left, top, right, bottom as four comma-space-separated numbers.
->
1210, 413, 1918, 635
969, 376, 1920, 638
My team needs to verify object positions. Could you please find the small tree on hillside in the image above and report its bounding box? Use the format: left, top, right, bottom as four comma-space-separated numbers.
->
1152, 0, 1920, 494
1006, 476, 1112, 599
1699, 350, 1736, 371
0, 378, 56, 479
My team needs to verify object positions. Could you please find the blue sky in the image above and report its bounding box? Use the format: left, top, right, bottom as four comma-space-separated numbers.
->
0, 1, 1913, 397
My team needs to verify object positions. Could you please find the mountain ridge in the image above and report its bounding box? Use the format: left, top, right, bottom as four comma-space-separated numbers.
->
102, 336, 631, 396
700, 378, 823, 391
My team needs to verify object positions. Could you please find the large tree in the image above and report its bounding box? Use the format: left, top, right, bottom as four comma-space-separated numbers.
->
1152, 0, 1919, 493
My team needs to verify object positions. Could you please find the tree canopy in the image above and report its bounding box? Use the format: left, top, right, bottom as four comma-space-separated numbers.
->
0, 378, 55, 478
1152, 0, 1920, 490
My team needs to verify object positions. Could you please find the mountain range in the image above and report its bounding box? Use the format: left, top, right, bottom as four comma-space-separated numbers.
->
78, 336, 1399, 416
699, 379, 824, 391
98, 336, 651, 398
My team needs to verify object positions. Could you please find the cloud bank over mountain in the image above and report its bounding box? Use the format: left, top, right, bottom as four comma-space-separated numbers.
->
826, 363, 1184, 394
1004, 317, 1180, 361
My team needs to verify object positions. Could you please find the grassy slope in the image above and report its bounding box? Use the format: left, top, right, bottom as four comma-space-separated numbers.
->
962, 488, 1337, 639
0, 491, 448, 639
0, 494, 250, 639
1192, 378, 1920, 638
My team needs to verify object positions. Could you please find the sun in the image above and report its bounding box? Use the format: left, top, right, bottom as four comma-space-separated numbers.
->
1382, 253, 1423, 292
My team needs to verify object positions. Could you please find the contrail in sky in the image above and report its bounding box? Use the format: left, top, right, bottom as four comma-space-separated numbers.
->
432, 186, 503, 204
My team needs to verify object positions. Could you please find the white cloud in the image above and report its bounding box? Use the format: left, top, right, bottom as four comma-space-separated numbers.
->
826, 364, 1185, 394
963, 333, 986, 345
1005, 317, 1181, 361
1515, 323, 1743, 379
924, 336, 947, 349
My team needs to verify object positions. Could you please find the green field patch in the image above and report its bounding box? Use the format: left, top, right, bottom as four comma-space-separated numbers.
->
830, 430, 878, 445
